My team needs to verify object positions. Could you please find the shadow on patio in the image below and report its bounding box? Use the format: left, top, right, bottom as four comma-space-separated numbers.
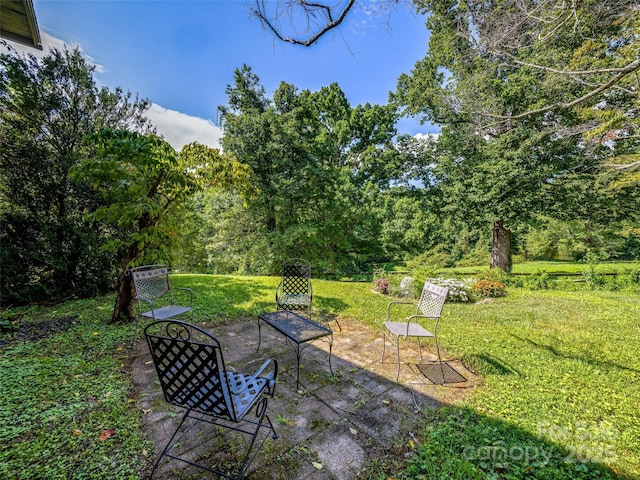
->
129, 316, 480, 479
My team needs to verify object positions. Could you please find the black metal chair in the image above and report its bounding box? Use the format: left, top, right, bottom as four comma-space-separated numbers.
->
381, 281, 449, 381
128, 264, 193, 346
275, 258, 313, 317
144, 320, 278, 479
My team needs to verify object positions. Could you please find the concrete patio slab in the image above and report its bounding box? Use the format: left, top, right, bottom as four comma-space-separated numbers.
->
128, 316, 481, 479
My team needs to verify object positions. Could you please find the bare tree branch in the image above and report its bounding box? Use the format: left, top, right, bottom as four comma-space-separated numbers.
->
502, 55, 640, 78
475, 59, 640, 131
251, 0, 357, 47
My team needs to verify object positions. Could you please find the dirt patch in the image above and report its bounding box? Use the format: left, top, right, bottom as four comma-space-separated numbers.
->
0, 315, 79, 347
128, 316, 481, 479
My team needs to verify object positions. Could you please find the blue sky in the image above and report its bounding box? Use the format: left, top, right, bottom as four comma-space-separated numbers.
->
7, 0, 436, 149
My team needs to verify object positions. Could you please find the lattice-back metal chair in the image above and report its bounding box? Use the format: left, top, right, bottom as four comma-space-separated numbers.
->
128, 264, 193, 346
276, 258, 313, 318
381, 281, 449, 380
144, 320, 278, 479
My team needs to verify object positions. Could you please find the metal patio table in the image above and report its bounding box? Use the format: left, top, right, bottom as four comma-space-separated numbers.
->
257, 310, 333, 390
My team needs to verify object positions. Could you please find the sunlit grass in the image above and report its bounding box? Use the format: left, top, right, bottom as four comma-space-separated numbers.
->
428, 289, 640, 479
441, 260, 639, 275
2, 274, 638, 479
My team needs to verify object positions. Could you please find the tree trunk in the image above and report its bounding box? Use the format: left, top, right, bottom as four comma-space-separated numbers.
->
111, 270, 136, 323
490, 220, 511, 273
111, 241, 141, 323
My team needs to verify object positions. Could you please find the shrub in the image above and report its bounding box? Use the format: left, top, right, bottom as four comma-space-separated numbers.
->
472, 280, 507, 298
371, 277, 389, 294
474, 268, 511, 284
399, 276, 415, 297
428, 277, 473, 303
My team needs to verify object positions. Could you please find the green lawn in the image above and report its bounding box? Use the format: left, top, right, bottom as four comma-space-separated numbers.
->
1, 275, 638, 479
440, 260, 639, 276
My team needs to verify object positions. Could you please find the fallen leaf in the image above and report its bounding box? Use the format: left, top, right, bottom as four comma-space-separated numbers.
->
312, 462, 323, 470
73, 429, 82, 436
99, 428, 115, 441
381, 400, 390, 405
142, 448, 148, 457
409, 439, 415, 449
142, 408, 152, 415
349, 427, 358, 435
145, 360, 153, 365
93, 332, 99, 336
104, 391, 112, 398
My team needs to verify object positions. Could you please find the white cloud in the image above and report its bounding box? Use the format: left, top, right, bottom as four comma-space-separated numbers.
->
2, 31, 106, 73
146, 104, 223, 151
3, 32, 223, 152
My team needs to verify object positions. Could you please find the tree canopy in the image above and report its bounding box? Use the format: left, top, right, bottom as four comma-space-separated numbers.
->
216, 65, 404, 274
0, 47, 152, 304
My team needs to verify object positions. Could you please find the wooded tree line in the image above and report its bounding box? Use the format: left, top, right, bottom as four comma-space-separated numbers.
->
1, 0, 639, 316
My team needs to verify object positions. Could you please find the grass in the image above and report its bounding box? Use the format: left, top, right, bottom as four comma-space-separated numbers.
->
440, 260, 640, 276
422, 289, 640, 479
0, 297, 149, 479
1, 272, 639, 479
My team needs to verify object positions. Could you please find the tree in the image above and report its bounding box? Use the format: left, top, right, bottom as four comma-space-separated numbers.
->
391, 0, 639, 272
252, 1, 639, 272
74, 130, 253, 321
0, 47, 152, 305
218, 66, 401, 274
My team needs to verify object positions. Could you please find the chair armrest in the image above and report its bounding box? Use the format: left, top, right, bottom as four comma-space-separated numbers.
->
230, 359, 278, 396
387, 300, 416, 321
275, 282, 283, 301
135, 296, 154, 309
408, 313, 440, 332
174, 287, 194, 306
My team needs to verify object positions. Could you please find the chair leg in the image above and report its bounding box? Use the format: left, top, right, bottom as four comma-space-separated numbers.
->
394, 336, 401, 381
149, 408, 192, 478
237, 397, 277, 479
381, 330, 401, 381
151, 404, 277, 480
130, 315, 140, 350
434, 334, 441, 364
333, 317, 342, 332
434, 334, 446, 385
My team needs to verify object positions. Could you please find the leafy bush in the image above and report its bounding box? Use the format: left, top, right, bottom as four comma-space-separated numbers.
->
406, 245, 455, 271
472, 280, 506, 298
371, 277, 389, 294
428, 277, 473, 303
474, 268, 511, 284
522, 272, 552, 290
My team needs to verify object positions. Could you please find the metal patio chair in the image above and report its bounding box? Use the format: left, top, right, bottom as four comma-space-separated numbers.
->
275, 258, 313, 317
128, 264, 193, 346
381, 280, 449, 380
145, 320, 278, 479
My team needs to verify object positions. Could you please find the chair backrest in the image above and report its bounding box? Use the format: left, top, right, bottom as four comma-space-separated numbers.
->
281, 258, 311, 294
144, 320, 237, 421
417, 281, 448, 318
129, 264, 171, 300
